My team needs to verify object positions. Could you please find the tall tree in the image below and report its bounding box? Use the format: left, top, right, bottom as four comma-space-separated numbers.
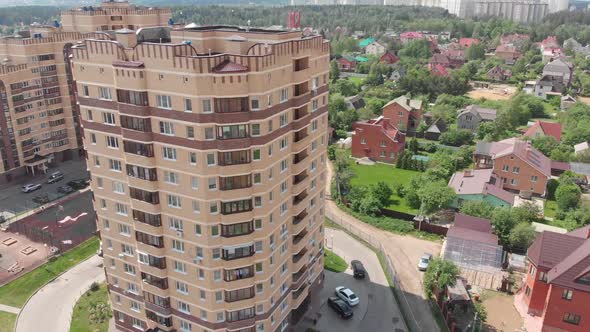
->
423, 258, 460, 298
330, 59, 340, 83
333, 154, 355, 203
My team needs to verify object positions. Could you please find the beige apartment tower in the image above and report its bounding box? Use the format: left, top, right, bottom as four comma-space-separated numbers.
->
71, 25, 330, 332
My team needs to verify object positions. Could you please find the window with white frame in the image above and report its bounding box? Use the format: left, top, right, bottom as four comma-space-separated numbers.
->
121, 243, 134, 256
251, 123, 261, 136
115, 203, 128, 216
251, 98, 260, 110
280, 113, 289, 127
164, 171, 179, 184
109, 159, 122, 171
123, 263, 136, 275
168, 194, 181, 208
99, 87, 112, 100
179, 320, 192, 332
162, 146, 177, 160
112, 181, 124, 194
172, 239, 185, 253
106, 136, 119, 148
169, 217, 183, 231
184, 98, 192, 112
177, 299, 190, 312
159, 121, 175, 135
156, 95, 172, 109
174, 260, 187, 273
280, 88, 288, 102
102, 112, 116, 125
202, 99, 212, 113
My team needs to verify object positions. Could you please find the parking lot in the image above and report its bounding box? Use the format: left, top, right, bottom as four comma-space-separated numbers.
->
0, 160, 88, 218
295, 229, 407, 332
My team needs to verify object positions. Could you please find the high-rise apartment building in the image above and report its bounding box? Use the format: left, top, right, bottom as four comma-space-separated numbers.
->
0, 1, 171, 183
71, 25, 329, 332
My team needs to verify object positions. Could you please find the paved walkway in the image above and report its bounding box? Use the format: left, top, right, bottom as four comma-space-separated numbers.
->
0, 304, 20, 314
16, 255, 105, 332
325, 161, 442, 331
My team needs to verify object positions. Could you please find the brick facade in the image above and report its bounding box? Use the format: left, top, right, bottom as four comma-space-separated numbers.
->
351, 117, 405, 163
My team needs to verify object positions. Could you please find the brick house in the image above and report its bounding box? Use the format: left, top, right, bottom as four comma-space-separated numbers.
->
428, 53, 451, 69
459, 37, 480, 48
523, 121, 563, 142
474, 138, 551, 196
382, 96, 423, 133
430, 63, 449, 77
380, 51, 399, 65
336, 55, 356, 72
487, 65, 512, 82
495, 44, 522, 63
351, 116, 406, 163
399, 31, 424, 44
517, 225, 590, 331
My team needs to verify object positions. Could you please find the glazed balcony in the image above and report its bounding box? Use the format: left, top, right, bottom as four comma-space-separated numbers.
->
144, 293, 171, 316
135, 231, 164, 249
145, 310, 172, 328
120, 115, 152, 132
130, 187, 160, 205
224, 265, 254, 282
222, 245, 255, 261
225, 286, 255, 303
220, 175, 252, 191
141, 272, 168, 290
214, 97, 249, 113
221, 199, 253, 216
221, 220, 254, 238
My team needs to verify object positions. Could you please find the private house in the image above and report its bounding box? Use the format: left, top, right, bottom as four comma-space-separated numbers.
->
495, 44, 521, 63
336, 55, 357, 72
424, 118, 447, 141
459, 38, 480, 48
457, 105, 498, 132
344, 95, 366, 111
441, 49, 466, 68
564, 38, 590, 55
486, 66, 512, 82
574, 142, 589, 155
399, 31, 424, 44
358, 37, 376, 49
365, 41, 386, 55
523, 121, 563, 142
389, 67, 406, 81
542, 48, 565, 63
380, 51, 399, 65
540, 36, 560, 53
500, 33, 530, 48
543, 59, 573, 86
382, 96, 423, 133
428, 53, 451, 69
448, 169, 515, 207
430, 63, 449, 77
351, 116, 406, 163
517, 226, 590, 332
474, 138, 551, 195
528, 75, 567, 99
561, 95, 576, 110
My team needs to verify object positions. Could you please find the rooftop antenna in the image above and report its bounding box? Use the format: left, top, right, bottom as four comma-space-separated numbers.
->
246, 20, 251, 32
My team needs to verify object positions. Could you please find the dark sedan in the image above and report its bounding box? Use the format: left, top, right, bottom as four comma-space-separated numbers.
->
327, 297, 353, 319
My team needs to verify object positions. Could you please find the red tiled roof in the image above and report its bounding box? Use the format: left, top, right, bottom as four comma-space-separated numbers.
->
430, 64, 448, 77
527, 231, 586, 269
212, 60, 249, 73
454, 213, 492, 233
524, 121, 562, 142
550, 160, 570, 171
380, 51, 399, 64
459, 38, 480, 48
400, 31, 424, 39
547, 239, 590, 292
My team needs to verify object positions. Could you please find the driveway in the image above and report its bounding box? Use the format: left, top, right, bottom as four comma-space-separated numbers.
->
325, 161, 442, 331
15, 255, 105, 332
296, 228, 407, 332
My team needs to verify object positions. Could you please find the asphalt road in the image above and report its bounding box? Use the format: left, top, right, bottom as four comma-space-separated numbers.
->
0, 160, 88, 215
296, 228, 407, 332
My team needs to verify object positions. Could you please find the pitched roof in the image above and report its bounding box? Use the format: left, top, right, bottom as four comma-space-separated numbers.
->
383, 95, 422, 112
574, 142, 589, 153
447, 222, 498, 246
400, 31, 423, 39
459, 38, 480, 48
547, 239, 590, 292
523, 121, 562, 142
430, 53, 450, 65
355, 116, 402, 143
454, 213, 493, 233
359, 37, 375, 48
430, 63, 448, 77
212, 60, 248, 73
448, 169, 515, 204
527, 231, 586, 269
486, 138, 552, 177
568, 225, 590, 239
380, 51, 399, 64
460, 105, 498, 121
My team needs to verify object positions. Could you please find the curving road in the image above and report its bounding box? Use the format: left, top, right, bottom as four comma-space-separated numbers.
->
15, 255, 105, 332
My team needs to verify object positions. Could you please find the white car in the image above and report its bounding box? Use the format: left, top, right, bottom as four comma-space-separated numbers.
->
418, 254, 433, 271
22, 183, 42, 193
335, 286, 359, 306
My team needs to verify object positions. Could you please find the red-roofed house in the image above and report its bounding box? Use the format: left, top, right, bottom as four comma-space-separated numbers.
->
400, 31, 424, 44
500, 33, 530, 46
540, 36, 560, 53
448, 169, 515, 207
524, 121, 563, 142
474, 138, 551, 195
459, 38, 480, 48
351, 117, 406, 163
428, 53, 451, 69
336, 56, 356, 72
430, 63, 449, 77
380, 51, 399, 65
517, 226, 590, 332
495, 44, 522, 62
382, 95, 423, 133
441, 49, 466, 68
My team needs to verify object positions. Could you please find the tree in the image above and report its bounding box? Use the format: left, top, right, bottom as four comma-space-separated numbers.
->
531, 136, 559, 157
550, 144, 574, 162
509, 222, 536, 251
491, 208, 518, 246
555, 184, 582, 211
465, 43, 486, 60
417, 180, 457, 214
439, 129, 473, 147
546, 178, 559, 200
327, 145, 336, 161
423, 258, 460, 298
333, 154, 355, 203
330, 59, 340, 83
332, 79, 359, 97
366, 62, 386, 86
459, 200, 495, 219
372, 181, 393, 207
409, 138, 419, 154
399, 39, 432, 59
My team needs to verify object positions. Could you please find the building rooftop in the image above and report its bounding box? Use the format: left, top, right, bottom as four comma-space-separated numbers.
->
475, 138, 551, 178
448, 169, 515, 205
383, 95, 422, 112
460, 105, 497, 121
523, 121, 563, 142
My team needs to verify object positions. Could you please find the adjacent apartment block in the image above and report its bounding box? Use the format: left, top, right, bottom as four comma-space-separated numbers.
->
517, 226, 590, 332
474, 138, 551, 196
351, 116, 406, 163
61, 0, 172, 32
71, 25, 330, 332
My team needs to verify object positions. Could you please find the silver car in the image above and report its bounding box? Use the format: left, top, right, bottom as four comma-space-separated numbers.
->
22, 183, 42, 193
418, 254, 433, 271
335, 286, 360, 306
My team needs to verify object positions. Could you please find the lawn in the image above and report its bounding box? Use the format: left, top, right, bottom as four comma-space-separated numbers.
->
348, 76, 366, 87
324, 249, 348, 273
349, 161, 420, 214
70, 283, 111, 332
0, 311, 16, 332
544, 199, 558, 218
0, 236, 99, 308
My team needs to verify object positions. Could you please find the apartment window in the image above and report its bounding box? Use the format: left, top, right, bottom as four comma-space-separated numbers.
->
82, 85, 89, 97
208, 178, 217, 190
176, 281, 189, 295
212, 248, 221, 260
253, 173, 261, 184
169, 217, 183, 231
191, 177, 199, 190
93, 156, 100, 167
109, 159, 122, 171
179, 320, 192, 332
156, 95, 172, 109
539, 271, 547, 282
251, 124, 261, 136
280, 113, 289, 127
562, 289, 573, 300
202, 99, 212, 113
189, 152, 197, 165
177, 300, 190, 313
96, 177, 103, 188
280, 88, 288, 102
99, 87, 111, 100
99, 199, 107, 209
280, 159, 288, 172
211, 225, 220, 237
121, 244, 134, 256
502, 164, 509, 172
563, 313, 580, 325
103, 112, 116, 125
132, 318, 143, 329
186, 126, 194, 139
164, 171, 179, 184
512, 166, 520, 174
123, 263, 136, 275
204, 127, 214, 140
253, 149, 261, 161
90, 133, 96, 144
200, 290, 206, 301
185, 98, 192, 112
192, 200, 201, 214
112, 181, 124, 194
207, 153, 216, 166
280, 137, 288, 150
255, 262, 263, 273
251, 98, 260, 110
168, 195, 181, 208
312, 99, 318, 111
106, 136, 119, 148
268, 119, 273, 132
210, 202, 219, 214
174, 260, 186, 273
115, 203, 128, 216
159, 121, 175, 136
162, 146, 177, 161
254, 196, 262, 208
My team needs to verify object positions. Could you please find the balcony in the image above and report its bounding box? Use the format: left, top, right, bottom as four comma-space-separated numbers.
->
293, 229, 309, 246
144, 293, 171, 316
224, 265, 254, 282
293, 247, 308, 265
220, 175, 252, 191
293, 283, 308, 300
222, 245, 255, 261
141, 272, 168, 290
293, 191, 308, 206
130, 187, 160, 205
221, 199, 253, 215
225, 286, 255, 303
123, 140, 154, 158
138, 253, 166, 270
221, 220, 254, 238
217, 124, 249, 140
226, 307, 255, 324
293, 211, 308, 226
292, 265, 308, 286
214, 97, 249, 113
293, 171, 308, 186
120, 115, 152, 132
294, 129, 308, 143
136, 231, 164, 249
145, 310, 172, 328
126, 165, 157, 181
218, 150, 251, 166
293, 106, 308, 121
294, 82, 309, 97
294, 57, 309, 72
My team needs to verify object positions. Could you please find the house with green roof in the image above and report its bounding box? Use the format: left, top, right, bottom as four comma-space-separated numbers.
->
359, 38, 375, 48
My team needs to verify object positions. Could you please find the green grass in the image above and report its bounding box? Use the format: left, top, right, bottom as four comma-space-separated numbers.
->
348, 76, 366, 87
324, 249, 348, 273
0, 237, 99, 308
544, 199, 558, 218
70, 283, 111, 332
0, 311, 16, 332
349, 161, 421, 214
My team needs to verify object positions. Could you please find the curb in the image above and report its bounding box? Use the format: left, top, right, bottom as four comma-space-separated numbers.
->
12, 244, 99, 332
65, 273, 106, 332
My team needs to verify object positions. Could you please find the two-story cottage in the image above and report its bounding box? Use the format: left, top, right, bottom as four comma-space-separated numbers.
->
542, 59, 573, 86
457, 105, 497, 132
382, 96, 423, 133
336, 55, 357, 72
517, 226, 590, 332
474, 138, 551, 196
380, 51, 399, 65
351, 117, 406, 163
487, 65, 512, 82
524, 121, 563, 142
365, 41, 386, 56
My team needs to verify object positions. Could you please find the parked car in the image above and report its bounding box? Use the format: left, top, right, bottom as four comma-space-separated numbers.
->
351, 260, 366, 279
335, 286, 360, 306
47, 171, 64, 184
22, 183, 41, 193
57, 185, 75, 194
67, 179, 89, 190
327, 297, 353, 319
32, 194, 50, 205
418, 253, 433, 271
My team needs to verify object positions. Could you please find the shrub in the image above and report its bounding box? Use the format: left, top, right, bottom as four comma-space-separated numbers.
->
89, 281, 100, 292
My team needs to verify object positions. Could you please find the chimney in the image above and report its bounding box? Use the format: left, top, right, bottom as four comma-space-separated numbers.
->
115, 28, 137, 49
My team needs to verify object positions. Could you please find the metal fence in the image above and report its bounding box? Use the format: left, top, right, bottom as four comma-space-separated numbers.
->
326, 210, 421, 332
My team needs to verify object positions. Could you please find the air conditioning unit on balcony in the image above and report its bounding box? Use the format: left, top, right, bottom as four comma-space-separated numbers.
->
176, 230, 183, 238
193, 257, 202, 264
118, 253, 125, 258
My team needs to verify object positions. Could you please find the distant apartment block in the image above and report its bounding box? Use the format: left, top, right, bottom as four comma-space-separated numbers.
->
71, 25, 329, 332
